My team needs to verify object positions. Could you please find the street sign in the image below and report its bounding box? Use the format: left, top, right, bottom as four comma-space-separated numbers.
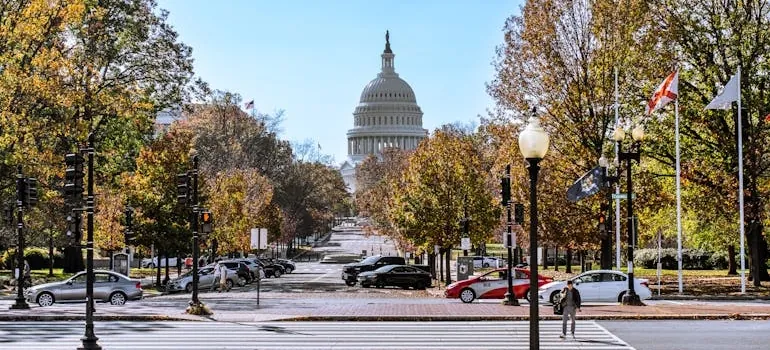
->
460, 237, 471, 251
250, 228, 268, 250
611, 193, 637, 200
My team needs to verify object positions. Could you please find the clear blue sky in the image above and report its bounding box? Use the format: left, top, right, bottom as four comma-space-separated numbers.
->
158, 0, 522, 164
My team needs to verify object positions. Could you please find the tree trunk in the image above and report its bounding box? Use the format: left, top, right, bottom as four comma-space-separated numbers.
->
579, 250, 585, 272
554, 246, 559, 271
439, 251, 444, 285
108, 250, 114, 270
164, 256, 170, 285
428, 253, 436, 279
543, 245, 549, 269
155, 248, 162, 287
566, 249, 573, 273
444, 248, 452, 285
747, 222, 770, 285
727, 245, 737, 275
48, 235, 54, 277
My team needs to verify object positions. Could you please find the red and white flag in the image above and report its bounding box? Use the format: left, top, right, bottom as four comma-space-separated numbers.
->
244, 100, 254, 110
646, 71, 679, 115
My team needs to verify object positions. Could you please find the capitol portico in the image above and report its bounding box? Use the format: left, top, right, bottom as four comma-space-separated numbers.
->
340, 31, 428, 193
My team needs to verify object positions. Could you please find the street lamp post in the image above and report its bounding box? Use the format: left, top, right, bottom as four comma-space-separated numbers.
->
613, 125, 645, 306
79, 133, 101, 350
518, 108, 549, 350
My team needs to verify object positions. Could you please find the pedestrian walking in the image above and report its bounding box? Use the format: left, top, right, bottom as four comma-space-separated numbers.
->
559, 280, 582, 339
214, 263, 229, 292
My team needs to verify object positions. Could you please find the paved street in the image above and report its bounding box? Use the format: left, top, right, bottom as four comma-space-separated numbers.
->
0, 321, 633, 349
599, 320, 770, 350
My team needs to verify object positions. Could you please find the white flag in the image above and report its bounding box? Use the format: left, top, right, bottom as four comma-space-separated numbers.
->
705, 72, 740, 110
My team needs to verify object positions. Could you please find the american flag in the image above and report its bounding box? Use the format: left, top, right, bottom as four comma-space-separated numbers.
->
244, 100, 254, 110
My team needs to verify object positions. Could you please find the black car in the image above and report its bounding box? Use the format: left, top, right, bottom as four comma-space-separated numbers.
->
342, 255, 406, 286
274, 258, 296, 274
249, 258, 284, 278
219, 261, 253, 284
357, 265, 431, 290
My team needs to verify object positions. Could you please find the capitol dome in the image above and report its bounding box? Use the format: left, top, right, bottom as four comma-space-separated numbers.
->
340, 31, 428, 192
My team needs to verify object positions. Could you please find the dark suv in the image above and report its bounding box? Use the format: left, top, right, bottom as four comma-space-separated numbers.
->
249, 258, 284, 278
342, 256, 405, 286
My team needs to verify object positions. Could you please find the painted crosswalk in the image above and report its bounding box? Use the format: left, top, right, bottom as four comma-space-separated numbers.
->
0, 321, 634, 349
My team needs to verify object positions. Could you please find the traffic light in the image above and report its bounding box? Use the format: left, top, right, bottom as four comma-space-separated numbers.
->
64, 153, 85, 206
200, 210, 213, 234
124, 206, 135, 244
599, 203, 610, 237
177, 173, 191, 205
500, 177, 511, 206
66, 213, 81, 244
514, 203, 524, 225
24, 177, 38, 207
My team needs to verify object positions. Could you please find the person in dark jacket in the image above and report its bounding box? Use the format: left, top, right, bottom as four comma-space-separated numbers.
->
559, 280, 582, 338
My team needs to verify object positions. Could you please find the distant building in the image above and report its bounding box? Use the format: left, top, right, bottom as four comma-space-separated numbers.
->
340, 31, 428, 193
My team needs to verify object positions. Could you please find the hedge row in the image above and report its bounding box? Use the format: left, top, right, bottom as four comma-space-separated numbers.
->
633, 248, 728, 270
0, 248, 64, 270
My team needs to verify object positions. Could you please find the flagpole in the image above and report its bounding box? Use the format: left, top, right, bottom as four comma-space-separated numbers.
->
614, 67, 621, 271
737, 67, 745, 294
675, 98, 683, 294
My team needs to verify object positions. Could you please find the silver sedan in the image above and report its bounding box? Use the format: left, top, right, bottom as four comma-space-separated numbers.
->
26, 270, 143, 307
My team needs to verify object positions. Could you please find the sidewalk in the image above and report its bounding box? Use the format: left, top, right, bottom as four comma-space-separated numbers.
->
2, 294, 769, 322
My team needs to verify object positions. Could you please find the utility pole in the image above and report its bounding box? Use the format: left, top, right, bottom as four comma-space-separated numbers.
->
10, 166, 30, 310
79, 133, 101, 350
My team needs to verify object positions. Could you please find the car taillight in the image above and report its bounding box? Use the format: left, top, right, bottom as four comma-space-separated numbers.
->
640, 282, 648, 288
135, 282, 142, 289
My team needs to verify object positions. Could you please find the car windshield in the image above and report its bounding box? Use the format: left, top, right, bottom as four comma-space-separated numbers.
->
374, 265, 395, 273
360, 256, 381, 264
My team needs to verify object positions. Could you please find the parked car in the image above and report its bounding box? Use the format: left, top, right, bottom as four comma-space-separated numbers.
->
357, 265, 431, 290
274, 258, 296, 274
26, 270, 143, 307
472, 256, 504, 268
249, 258, 284, 278
444, 268, 552, 303
231, 259, 264, 281
218, 261, 253, 284
537, 270, 651, 304
167, 266, 239, 293
141, 256, 179, 269
342, 255, 429, 286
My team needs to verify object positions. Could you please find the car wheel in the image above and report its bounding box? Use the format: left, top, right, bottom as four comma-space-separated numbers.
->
483, 263, 490, 268
414, 281, 426, 290
345, 280, 356, 286
361, 282, 370, 288
185, 283, 193, 293
523, 289, 531, 302
375, 281, 385, 289
274, 270, 282, 278
37, 292, 55, 307
459, 288, 476, 303
226, 279, 234, 290
147, 263, 155, 269
618, 291, 626, 303
109, 292, 127, 306
285, 266, 294, 274
549, 290, 560, 305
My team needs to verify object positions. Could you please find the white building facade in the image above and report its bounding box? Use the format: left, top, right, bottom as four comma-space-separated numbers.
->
340, 31, 428, 193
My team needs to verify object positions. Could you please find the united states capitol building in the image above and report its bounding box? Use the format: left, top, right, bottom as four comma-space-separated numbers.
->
340, 32, 428, 193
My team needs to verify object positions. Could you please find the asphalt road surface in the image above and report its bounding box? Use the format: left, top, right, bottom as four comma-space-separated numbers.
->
598, 320, 770, 350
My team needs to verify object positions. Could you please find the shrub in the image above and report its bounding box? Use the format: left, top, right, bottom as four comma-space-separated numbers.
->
634, 248, 721, 270
0, 248, 65, 270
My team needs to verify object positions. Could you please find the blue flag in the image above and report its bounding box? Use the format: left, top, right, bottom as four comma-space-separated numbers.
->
567, 166, 605, 202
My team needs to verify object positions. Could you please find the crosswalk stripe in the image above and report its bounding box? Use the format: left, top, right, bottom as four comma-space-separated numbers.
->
0, 321, 634, 350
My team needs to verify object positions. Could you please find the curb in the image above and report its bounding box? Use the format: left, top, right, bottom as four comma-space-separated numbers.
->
277, 313, 770, 322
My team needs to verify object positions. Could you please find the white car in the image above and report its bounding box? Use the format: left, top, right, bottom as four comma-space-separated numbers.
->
537, 270, 651, 304
166, 266, 240, 293
141, 256, 179, 269
472, 256, 504, 268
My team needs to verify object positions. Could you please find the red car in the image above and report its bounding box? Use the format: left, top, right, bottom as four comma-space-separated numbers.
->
444, 268, 552, 303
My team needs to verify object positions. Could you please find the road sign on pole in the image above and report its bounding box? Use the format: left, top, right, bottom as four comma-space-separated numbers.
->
611, 193, 636, 200
460, 237, 471, 251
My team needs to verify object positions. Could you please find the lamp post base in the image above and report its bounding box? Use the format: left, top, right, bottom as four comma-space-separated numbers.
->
502, 292, 520, 306
186, 301, 212, 315
78, 336, 102, 350
621, 293, 644, 306
10, 299, 29, 310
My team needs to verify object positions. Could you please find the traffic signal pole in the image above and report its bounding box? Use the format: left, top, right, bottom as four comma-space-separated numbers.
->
190, 155, 200, 307
79, 133, 101, 350
10, 166, 29, 310
502, 165, 519, 306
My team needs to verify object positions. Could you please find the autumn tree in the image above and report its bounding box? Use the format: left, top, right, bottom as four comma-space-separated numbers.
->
391, 129, 500, 284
